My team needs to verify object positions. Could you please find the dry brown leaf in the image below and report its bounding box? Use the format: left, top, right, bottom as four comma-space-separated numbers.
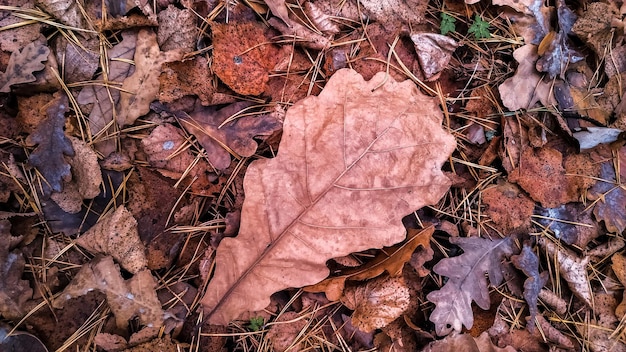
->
211, 21, 281, 96
158, 56, 226, 106
200, 69, 456, 325
410, 33, 458, 81
35, 0, 88, 30
117, 29, 183, 126
77, 30, 137, 157
52, 34, 99, 84
26, 92, 74, 195
535, 315, 575, 349
422, 331, 516, 352
511, 244, 548, 332
341, 276, 410, 333
0, 41, 50, 93
612, 253, 626, 318
50, 136, 102, 213
305, 226, 434, 301
75, 206, 148, 274
156, 5, 196, 52
266, 311, 308, 352
359, 0, 427, 28
482, 180, 535, 235
0, 220, 32, 319
572, 3, 619, 56
498, 45, 555, 111
0, 0, 43, 53
53, 256, 163, 330
538, 238, 591, 306
141, 124, 196, 179
180, 101, 283, 170
535, 203, 600, 248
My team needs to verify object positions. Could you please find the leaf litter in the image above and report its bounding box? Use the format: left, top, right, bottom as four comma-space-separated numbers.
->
2, 0, 626, 350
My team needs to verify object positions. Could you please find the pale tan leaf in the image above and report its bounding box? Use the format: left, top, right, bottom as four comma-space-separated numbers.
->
359, 0, 427, 27
200, 69, 456, 325
53, 256, 163, 330
498, 45, 555, 111
538, 238, 592, 306
75, 206, 148, 274
117, 29, 183, 126
341, 276, 410, 333
422, 331, 516, 352
612, 253, 626, 318
35, 0, 87, 30
0, 42, 49, 93
410, 33, 458, 80
156, 5, 196, 52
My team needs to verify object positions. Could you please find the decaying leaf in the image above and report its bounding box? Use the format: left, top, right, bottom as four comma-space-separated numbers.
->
535, 203, 600, 248
482, 180, 535, 235
266, 311, 308, 352
538, 237, 591, 306
0, 328, 48, 352
0, 220, 32, 319
572, 2, 619, 56
117, 29, 183, 126
26, 92, 74, 194
535, 315, 575, 349
200, 69, 456, 325
211, 21, 281, 96
77, 30, 137, 157
75, 206, 148, 274
341, 276, 410, 333
410, 33, 458, 80
0, 41, 50, 93
50, 136, 103, 213
427, 237, 516, 336
498, 45, 555, 111
612, 253, 626, 318
53, 256, 163, 330
422, 331, 516, 352
511, 244, 548, 332
588, 151, 626, 234
35, 0, 88, 30
359, 0, 427, 27
158, 56, 230, 106
180, 101, 283, 170
305, 226, 434, 301
156, 5, 196, 52
141, 124, 196, 179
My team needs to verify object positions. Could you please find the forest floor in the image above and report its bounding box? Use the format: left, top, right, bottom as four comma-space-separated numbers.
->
1, 0, 626, 351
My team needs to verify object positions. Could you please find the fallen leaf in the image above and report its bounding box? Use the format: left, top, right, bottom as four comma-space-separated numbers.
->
538, 237, 591, 306
535, 203, 600, 248
574, 127, 624, 150
498, 45, 555, 111
588, 148, 626, 234
359, 0, 427, 28
117, 29, 183, 126
511, 244, 548, 332
53, 256, 163, 330
303, 1, 340, 34
141, 124, 196, 179
422, 331, 516, 352
52, 34, 99, 84
266, 312, 308, 352
508, 147, 568, 208
180, 101, 283, 170
427, 237, 516, 336
535, 315, 575, 349
482, 180, 535, 235
341, 276, 410, 333
0, 328, 48, 352
0, 41, 50, 93
0, 0, 43, 53
26, 92, 74, 194
158, 56, 228, 106
305, 226, 434, 301
211, 21, 281, 96
77, 30, 137, 157
200, 69, 456, 325
156, 5, 196, 52
612, 253, 626, 318
572, 2, 619, 56
0, 220, 32, 319
75, 206, 148, 274
35, 0, 88, 31
410, 33, 458, 81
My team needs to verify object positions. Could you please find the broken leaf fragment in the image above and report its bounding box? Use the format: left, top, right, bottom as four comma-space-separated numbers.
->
341, 276, 410, 333
200, 69, 456, 325
53, 256, 163, 330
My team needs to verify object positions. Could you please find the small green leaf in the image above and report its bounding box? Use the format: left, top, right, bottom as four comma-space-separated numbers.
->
248, 316, 264, 331
440, 13, 456, 36
468, 14, 491, 39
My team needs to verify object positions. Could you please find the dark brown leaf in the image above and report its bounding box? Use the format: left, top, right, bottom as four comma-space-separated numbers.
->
0, 220, 32, 319
511, 244, 548, 332
0, 41, 49, 92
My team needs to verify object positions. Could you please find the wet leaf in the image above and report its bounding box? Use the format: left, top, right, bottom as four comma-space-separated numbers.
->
341, 276, 410, 333
26, 92, 74, 194
0, 42, 50, 93
53, 256, 163, 330
427, 237, 516, 336
200, 69, 456, 325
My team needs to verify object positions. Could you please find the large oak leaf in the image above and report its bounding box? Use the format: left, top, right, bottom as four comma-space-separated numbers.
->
201, 69, 456, 325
